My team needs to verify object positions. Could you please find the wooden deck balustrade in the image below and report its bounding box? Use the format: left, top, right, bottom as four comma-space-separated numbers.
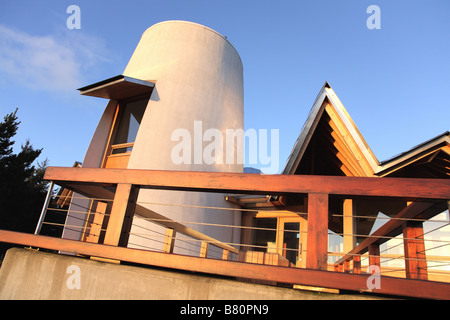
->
0, 166, 449, 299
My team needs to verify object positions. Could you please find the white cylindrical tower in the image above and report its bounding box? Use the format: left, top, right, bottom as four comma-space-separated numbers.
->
122, 21, 244, 256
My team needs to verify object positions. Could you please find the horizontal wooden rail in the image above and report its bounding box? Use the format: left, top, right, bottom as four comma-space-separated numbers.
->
0, 230, 450, 299
44, 167, 450, 200
1, 230, 450, 299
39, 166, 450, 294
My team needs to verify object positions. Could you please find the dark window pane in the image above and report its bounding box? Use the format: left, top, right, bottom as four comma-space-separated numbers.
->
113, 99, 147, 146
251, 218, 277, 252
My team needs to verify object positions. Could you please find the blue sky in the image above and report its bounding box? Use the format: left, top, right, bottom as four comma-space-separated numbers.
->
0, 0, 449, 173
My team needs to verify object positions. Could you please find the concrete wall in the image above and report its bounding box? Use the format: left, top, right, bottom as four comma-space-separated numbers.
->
0, 248, 383, 300
123, 21, 244, 256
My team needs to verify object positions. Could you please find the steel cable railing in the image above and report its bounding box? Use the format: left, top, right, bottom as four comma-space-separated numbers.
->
33, 182, 450, 283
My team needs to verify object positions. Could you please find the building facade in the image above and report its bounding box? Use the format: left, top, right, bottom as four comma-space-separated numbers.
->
63, 21, 244, 257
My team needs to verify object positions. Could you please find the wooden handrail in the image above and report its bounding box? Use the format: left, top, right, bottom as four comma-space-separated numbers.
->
3, 166, 450, 298
44, 167, 450, 200
1, 230, 449, 299
40, 167, 450, 279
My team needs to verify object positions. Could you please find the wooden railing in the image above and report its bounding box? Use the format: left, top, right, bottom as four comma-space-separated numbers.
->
0, 166, 449, 299
333, 201, 439, 277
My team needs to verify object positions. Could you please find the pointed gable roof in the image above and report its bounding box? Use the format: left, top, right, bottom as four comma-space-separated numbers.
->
375, 131, 450, 178
282, 82, 379, 176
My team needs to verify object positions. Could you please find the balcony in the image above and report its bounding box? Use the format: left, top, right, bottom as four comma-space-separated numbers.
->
1, 166, 450, 299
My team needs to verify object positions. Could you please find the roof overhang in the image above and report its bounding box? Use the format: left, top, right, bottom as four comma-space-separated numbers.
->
375, 132, 450, 177
78, 75, 155, 100
282, 82, 379, 176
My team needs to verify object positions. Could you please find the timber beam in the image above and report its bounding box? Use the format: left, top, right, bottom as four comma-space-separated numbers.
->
0, 230, 449, 300
44, 167, 450, 200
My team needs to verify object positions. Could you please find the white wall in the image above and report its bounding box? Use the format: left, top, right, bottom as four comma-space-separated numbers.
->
124, 21, 244, 256
62, 21, 244, 257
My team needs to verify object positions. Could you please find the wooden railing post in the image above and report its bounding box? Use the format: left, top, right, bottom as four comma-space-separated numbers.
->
353, 255, 361, 274
343, 199, 356, 254
200, 241, 209, 258
403, 220, 428, 280
163, 228, 176, 253
368, 243, 381, 267
85, 201, 108, 243
306, 193, 329, 270
103, 183, 139, 247
344, 260, 351, 273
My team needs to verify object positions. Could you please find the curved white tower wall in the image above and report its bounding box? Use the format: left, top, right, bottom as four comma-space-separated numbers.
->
122, 21, 244, 256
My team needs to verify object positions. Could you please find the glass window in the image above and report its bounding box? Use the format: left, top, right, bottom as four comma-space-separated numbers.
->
251, 218, 277, 252
111, 98, 147, 154
283, 222, 300, 265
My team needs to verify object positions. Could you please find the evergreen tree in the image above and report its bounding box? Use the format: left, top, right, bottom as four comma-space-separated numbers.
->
0, 109, 48, 256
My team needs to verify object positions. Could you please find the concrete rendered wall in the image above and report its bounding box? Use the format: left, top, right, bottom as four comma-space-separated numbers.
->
62, 21, 244, 257
122, 21, 244, 256
0, 248, 382, 300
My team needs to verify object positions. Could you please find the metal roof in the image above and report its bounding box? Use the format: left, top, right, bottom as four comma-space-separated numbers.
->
78, 75, 155, 100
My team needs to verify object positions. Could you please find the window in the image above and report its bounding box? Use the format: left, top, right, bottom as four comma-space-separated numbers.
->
111, 98, 147, 154
102, 97, 149, 169
283, 222, 300, 265
251, 218, 277, 252
249, 216, 304, 267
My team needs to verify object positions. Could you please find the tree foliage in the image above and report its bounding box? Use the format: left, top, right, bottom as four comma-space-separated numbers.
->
0, 109, 48, 256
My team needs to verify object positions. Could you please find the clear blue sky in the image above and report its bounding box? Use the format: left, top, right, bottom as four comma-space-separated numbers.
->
0, 0, 449, 173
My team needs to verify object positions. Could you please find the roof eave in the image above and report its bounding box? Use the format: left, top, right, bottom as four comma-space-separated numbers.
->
78, 75, 156, 100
